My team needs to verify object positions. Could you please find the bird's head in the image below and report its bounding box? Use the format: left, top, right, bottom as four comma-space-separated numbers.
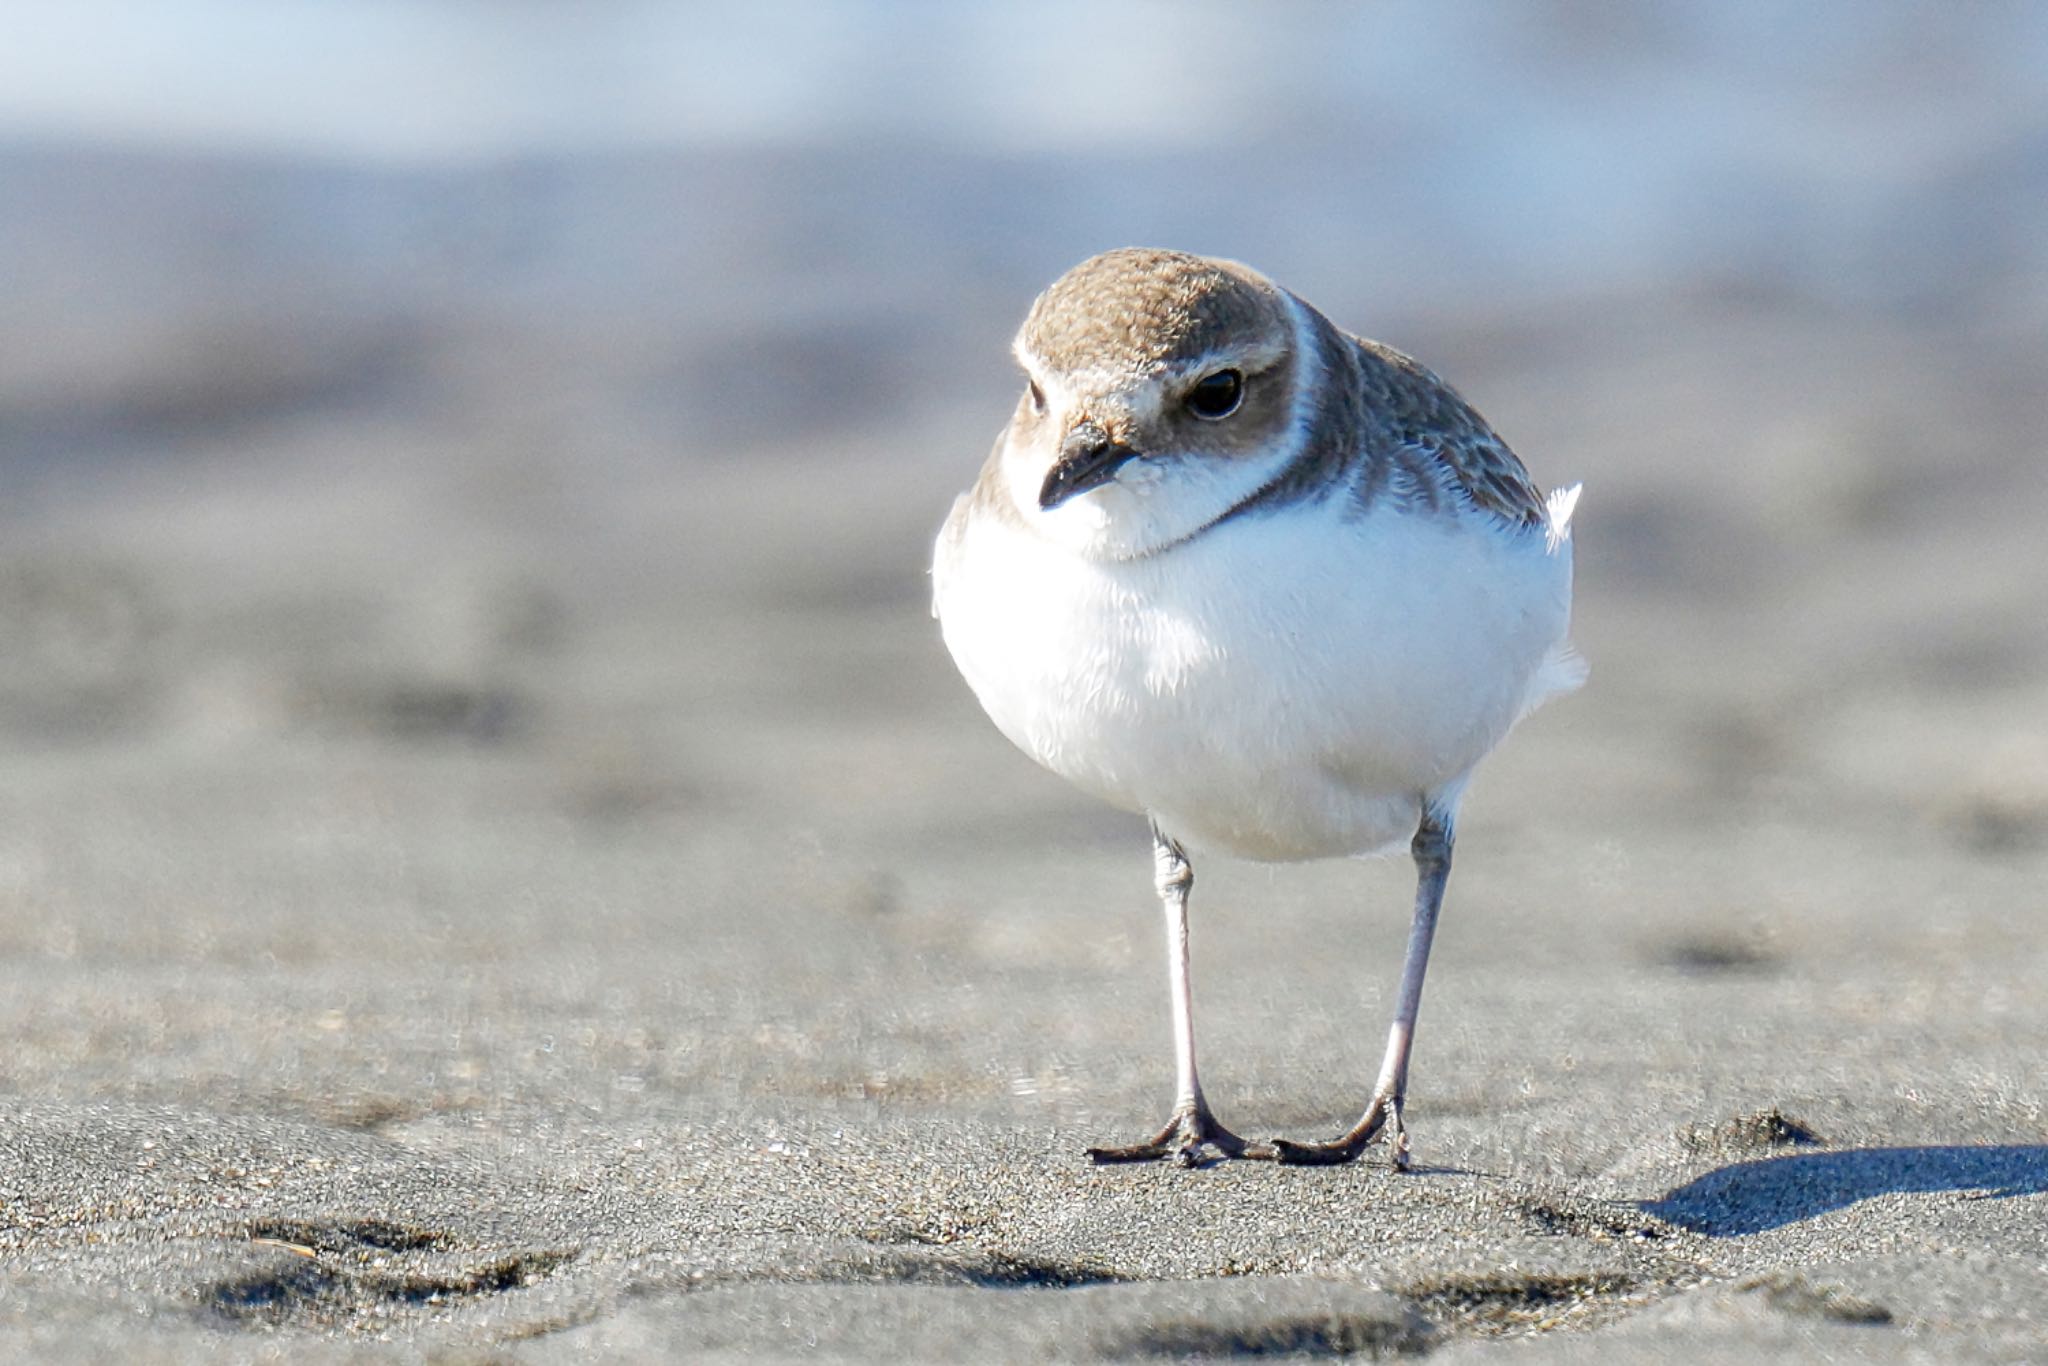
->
997, 248, 1315, 561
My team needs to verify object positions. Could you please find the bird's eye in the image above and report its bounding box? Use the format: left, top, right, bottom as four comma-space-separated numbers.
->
1026, 380, 1047, 415
1184, 369, 1244, 420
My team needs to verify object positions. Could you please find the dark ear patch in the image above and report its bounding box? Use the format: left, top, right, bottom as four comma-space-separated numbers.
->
1157, 346, 1299, 466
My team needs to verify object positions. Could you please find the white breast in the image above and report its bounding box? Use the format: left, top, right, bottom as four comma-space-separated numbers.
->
933, 492, 1577, 862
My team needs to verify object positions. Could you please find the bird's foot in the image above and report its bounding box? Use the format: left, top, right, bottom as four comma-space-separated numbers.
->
1267, 1092, 1411, 1169
1087, 1101, 1260, 1166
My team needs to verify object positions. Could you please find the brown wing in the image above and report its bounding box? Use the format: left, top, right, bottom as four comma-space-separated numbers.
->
1351, 337, 1546, 527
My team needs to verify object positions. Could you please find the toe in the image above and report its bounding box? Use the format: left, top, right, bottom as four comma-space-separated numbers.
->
1270, 1137, 1359, 1166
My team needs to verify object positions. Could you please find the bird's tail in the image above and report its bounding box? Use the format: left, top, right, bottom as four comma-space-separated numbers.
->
1543, 482, 1582, 555
1517, 482, 1587, 721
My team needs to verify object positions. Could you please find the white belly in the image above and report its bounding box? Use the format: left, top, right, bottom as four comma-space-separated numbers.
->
933, 497, 1575, 861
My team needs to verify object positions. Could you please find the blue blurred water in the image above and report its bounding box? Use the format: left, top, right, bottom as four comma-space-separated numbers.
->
6, 4, 2043, 160
5, 2, 2044, 309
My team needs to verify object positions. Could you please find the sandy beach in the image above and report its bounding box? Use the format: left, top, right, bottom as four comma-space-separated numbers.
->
4, 6, 2048, 1359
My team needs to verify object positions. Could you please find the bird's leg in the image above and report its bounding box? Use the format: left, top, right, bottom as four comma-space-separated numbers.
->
1271, 809, 1454, 1168
1088, 823, 1252, 1165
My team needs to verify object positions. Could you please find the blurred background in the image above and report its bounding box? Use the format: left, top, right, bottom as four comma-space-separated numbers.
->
2, 1, 2046, 1133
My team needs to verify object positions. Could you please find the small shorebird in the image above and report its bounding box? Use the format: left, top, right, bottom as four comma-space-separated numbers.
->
932, 248, 1582, 1166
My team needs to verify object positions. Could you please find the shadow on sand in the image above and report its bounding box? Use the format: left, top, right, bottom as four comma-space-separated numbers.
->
1644, 1145, 2048, 1236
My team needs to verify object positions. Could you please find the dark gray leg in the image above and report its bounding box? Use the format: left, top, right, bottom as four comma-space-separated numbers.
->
1269, 808, 1454, 1168
1088, 822, 1251, 1165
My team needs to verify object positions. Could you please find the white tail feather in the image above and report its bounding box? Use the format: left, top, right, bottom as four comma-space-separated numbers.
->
1544, 482, 1582, 554
1519, 482, 1587, 720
